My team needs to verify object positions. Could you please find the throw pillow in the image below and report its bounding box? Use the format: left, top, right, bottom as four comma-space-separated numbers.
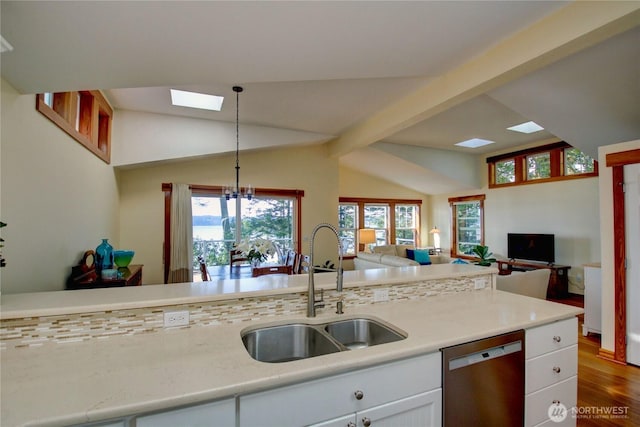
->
406, 249, 415, 260
412, 249, 432, 265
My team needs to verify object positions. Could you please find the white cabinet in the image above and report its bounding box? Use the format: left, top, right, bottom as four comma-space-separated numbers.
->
583, 264, 602, 336
135, 398, 235, 427
239, 353, 442, 427
525, 317, 578, 427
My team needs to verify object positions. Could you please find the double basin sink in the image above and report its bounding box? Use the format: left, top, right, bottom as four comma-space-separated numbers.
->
241, 316, 407, 363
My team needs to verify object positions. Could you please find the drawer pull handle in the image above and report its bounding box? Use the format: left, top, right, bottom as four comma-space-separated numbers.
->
553, 336, 562, 342
362, 417, 372, 427
553, 400, 561, 405
354, 390, 364, 400
347, 423, 356, 427
553, 366, 561, 373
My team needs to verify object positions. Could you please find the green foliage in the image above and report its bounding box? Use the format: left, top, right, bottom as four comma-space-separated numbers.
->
472, 245, 496, 267
527, 152, 551, 180
496, 159, 515, 184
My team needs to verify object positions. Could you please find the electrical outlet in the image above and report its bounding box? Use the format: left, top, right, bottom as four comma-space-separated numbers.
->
373, 288, 389, 302
474, 278, 486, 290
164, 310, 189, 327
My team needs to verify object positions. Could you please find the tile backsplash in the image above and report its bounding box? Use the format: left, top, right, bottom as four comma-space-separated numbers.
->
0, 274, 492, 350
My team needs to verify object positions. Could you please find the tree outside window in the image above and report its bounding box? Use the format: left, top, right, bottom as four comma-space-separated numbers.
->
338, 204, 358, 256
364, 204, 389, 246
449, 195, 485, 258
565, 148, 595, 175
527, 152, 551, 180
395, 205, 418, 245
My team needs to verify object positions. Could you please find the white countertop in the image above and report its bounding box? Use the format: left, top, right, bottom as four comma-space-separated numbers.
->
0, 289, 582, 427
0, 264, 492, 319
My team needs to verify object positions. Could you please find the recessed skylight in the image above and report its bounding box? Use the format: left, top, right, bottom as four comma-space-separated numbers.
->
0, 35, 14, 53
455, 138, 495, 149
170, 89, 224, 111
507, 121, 544, 134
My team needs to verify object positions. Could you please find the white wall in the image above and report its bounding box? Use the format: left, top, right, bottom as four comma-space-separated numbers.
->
0, 78, 120, 293
111, 110, 330, 167
430, 154, 600, 295
118, 142, 339, 285
598, 139, 640, 353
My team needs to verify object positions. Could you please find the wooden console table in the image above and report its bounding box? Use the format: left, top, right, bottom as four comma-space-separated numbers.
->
68, 265, 143, 290
497, 260, 570, 299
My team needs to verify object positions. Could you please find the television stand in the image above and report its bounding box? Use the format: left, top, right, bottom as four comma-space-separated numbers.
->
497, 260, 571, 299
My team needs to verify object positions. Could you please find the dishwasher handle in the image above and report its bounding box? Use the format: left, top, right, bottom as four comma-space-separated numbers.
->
448, 340, 522, 371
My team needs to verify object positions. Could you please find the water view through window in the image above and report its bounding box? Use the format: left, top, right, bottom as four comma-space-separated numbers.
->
192, 195, 295, 276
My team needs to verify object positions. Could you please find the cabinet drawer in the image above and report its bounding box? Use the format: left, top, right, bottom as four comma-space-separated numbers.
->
239, 353, 441, 427
526, 318, 577, 359
526, 345, 577, 394
525, 376, 577, 427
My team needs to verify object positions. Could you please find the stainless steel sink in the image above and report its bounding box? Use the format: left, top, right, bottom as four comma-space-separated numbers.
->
324, 318, 406, 350
241, 317, 406, 363
241, 323, 342, 363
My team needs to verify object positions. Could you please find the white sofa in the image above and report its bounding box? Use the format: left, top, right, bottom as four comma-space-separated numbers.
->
353, 245, 450, 270
496, 269, 551, 299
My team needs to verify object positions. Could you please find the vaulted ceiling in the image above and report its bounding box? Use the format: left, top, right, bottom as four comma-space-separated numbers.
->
2, 1, 638, 194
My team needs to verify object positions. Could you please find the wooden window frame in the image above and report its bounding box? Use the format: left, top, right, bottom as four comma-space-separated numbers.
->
339, 197, 422, 257
162, 183, 304, 284
487, 142, 598, 189
448, 194, 486, 259
36, 91, 113, 164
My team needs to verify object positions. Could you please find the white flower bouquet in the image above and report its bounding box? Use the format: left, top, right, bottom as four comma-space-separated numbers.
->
235, 238, 275, 264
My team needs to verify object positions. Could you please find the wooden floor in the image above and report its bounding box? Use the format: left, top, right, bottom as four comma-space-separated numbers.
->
553, 294, 640, 426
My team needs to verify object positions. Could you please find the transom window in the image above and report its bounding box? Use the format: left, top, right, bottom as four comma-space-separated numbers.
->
487, 142, 597, 188
338, 198, 421, 256
36, 91, 113, 163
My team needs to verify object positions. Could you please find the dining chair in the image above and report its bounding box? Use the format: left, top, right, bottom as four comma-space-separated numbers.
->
197, 256, 210, 281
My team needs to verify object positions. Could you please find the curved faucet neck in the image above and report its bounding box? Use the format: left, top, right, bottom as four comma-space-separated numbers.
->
307, 223, 344, 317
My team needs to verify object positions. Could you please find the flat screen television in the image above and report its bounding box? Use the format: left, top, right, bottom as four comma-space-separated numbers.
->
507, 233, 555, 264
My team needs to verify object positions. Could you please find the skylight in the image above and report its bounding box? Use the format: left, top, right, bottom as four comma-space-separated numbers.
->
0, 35, 14, 53
455, 138, 495, 149
170, 89, 224, 111
507, 121, 544, 134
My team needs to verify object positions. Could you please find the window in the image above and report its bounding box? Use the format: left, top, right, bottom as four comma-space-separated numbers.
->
526, 152, 551, 180
495, 159, 516, 184
449, 195, 485, 258
395, 205, 418, 245
162, 184, 303, 282
487, 142, 597, 188
192, 193, 297, 271
36, 91, 113, 163
565, 148, 595, 175
338, 198, 421, 256
338, 203, 358, 256
364, 204, 389, 246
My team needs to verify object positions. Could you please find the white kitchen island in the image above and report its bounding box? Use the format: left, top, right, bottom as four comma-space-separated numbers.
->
0, 264, 582, 426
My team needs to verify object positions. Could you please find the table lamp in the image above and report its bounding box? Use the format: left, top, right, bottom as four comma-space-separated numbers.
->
358, 229, 377, 253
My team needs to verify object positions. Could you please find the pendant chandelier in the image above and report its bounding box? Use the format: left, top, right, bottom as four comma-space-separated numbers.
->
224, 86, 253, 200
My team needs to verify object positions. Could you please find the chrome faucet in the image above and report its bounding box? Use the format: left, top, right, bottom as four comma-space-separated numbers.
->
307, 223, 344, 317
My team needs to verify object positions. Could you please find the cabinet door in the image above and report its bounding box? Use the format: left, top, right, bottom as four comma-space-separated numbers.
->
136, 398, 235, 427
356, 389, 442, 427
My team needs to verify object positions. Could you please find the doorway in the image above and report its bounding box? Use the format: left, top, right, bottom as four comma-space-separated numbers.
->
625, 163, 640, 366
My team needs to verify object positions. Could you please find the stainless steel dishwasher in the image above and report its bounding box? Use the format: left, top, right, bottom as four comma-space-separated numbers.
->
442, 329, 525, 426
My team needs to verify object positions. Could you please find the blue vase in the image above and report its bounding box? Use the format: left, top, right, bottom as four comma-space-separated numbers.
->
95, 239, 114, 272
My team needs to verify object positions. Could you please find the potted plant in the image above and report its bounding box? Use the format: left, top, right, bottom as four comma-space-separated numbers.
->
472, 245, 496, 267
